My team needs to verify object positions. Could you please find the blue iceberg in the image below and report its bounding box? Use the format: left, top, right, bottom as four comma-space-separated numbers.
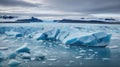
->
63, 32, 111, 47
16, 45, 30, 53
8, 59, 21, 67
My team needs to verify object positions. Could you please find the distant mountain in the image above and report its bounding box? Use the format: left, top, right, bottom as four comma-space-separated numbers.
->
16, 17, 43, 23
55, 18, 120, 24
0, 15, 17, 19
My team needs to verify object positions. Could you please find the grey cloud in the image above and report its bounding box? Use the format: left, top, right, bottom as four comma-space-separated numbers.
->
0, 0, 37, 7
43, 0, 120, 13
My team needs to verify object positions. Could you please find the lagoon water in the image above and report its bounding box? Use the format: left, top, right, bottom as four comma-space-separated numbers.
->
0, 23, 120, 67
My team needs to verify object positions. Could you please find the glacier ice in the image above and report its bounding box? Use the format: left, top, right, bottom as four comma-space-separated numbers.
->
56, 30, 69, 41
92, 32, 112, 46
63, 32, 111, 47
8, 59, 21, 67
45, 28, 60, 41
33, 28, 60, 41
5, 31, 22, 37
33, 32, 48, 40
16, 44, 30, 53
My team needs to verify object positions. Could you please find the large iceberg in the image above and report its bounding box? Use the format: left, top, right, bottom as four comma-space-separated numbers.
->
63, 32, 111, 47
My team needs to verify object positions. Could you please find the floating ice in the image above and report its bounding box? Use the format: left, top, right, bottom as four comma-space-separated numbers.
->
8, 59, 21, 67
5, 31, 22, 37
16, 44, 30, 53
63, 32, 111, 47
0, 47, 8, 50
0, 52, 3, 62
19, 53, 31, 59
33, 51, 45, 61
8, 52, 16, 59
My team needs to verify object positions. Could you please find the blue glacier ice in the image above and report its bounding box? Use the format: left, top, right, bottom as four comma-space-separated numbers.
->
92, 32, 112, 47
63, 32, 111, 47
33, 28, 60, 41
33, 33, 48, 40
56, 30, 69, 41
8, 59, 21, 67
16, 44, 30, 53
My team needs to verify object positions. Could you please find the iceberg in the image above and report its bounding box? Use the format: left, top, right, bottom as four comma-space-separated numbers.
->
8, 59, 21, 67
19, 53, 31, 59
63, 32, 111, 47
8, 53, 16, 59
16, 44, 30, 53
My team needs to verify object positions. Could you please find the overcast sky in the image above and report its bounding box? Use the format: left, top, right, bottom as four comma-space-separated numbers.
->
0, 0, 120, 19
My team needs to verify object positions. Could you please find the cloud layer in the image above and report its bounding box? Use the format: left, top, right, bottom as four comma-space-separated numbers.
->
0, 0, 120, 19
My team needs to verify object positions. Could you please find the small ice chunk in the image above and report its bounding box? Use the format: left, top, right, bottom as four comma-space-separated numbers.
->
0, 47, 8, 50
75, 56, 82, 59
0, 52, 3, 62
5, 31, 22, 37
19, 53, 31, 59
16, 45, 30, 53
8, 53, 16, 59
33, 52, 46, 61
47, 58, 57, 61
102, 58, 111, 61
8, 59, 21, 67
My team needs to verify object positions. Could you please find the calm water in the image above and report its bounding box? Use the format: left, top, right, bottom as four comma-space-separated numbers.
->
0, 23, 120, 67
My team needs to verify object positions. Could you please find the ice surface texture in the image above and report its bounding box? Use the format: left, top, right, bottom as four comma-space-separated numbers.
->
0, 25, 112, 47
63, 32, 111, 47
